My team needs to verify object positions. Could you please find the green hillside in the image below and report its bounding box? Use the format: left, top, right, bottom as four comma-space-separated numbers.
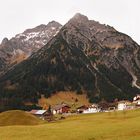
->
0, 109, 140, 140
0, 110, 44, 126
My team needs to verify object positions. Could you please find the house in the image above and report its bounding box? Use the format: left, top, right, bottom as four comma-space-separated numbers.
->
133, 94, 140, 101
137, 100, 140, 105
30, 110, 48, 118
83, 104, 100, 114
133, 94, 140, 107
108, 107, 116, 111
117, 100, 132, 110
52, 104, 70, 114
77, 105, 88, 113
133, 99, 140, 107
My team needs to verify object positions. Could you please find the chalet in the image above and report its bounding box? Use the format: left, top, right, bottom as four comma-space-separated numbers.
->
133, 94, 140, 107
108, 107, 116, 111
30, 110, 48, 118
133, 98, 140, 107
117, 100, 132, 110
52, 104, 70, 114
83, 104, 100, 114
136, 100, 140, 105
77, 105, 88, 113
133, 94, 140, 101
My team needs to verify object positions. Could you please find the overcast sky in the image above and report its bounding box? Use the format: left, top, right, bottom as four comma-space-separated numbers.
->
0, 0, 140, 44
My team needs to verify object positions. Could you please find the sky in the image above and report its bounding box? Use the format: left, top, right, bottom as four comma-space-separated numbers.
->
0, 0, 140, 44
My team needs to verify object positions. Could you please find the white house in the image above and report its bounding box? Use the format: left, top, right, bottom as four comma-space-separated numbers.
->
83, 107, 99, 114
118, 101, 131, 110
133, 99, 140, 106
133, 94, 140, 101
137, 100, 140, 105
118, 102, 126, 110
83, 104, 100, 114
133, 94, 140, 106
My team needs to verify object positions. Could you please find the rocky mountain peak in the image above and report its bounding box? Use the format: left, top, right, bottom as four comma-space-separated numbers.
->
0, 14, 140, 110
23, 24, 47, 34
1, 37, 9, 46
23, 21, 61, 34
47, 21, 62, 28
0, 21, 62, 73
64, 13, 116, 43
72, 13, 89, 21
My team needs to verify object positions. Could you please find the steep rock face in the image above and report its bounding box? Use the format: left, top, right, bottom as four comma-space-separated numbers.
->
0, 13, 140, 109
63, 13, 140, 91
0, 21, 62, 73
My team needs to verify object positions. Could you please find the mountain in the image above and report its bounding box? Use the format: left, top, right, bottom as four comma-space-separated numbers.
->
0, 13, 140, 110
0, 21, 62, 74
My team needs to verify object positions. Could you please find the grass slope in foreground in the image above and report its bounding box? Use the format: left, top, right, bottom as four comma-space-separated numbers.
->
0, 110, 44, 126
0, 110, 140, 140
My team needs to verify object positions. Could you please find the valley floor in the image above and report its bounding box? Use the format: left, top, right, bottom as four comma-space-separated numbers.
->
0, 110, 140, 140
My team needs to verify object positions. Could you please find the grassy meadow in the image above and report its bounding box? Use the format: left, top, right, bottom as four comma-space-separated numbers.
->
0, 110, 44, 126
0, 109, 140, 140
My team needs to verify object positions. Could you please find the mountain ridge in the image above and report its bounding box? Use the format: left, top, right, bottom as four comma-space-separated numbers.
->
0, 21, 62, 74
0, 13, 140, 110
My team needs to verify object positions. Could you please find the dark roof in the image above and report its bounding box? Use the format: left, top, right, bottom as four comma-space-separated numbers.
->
52, 104, 70, 110
77, 105, 88, 109
118, 100, 131, 104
